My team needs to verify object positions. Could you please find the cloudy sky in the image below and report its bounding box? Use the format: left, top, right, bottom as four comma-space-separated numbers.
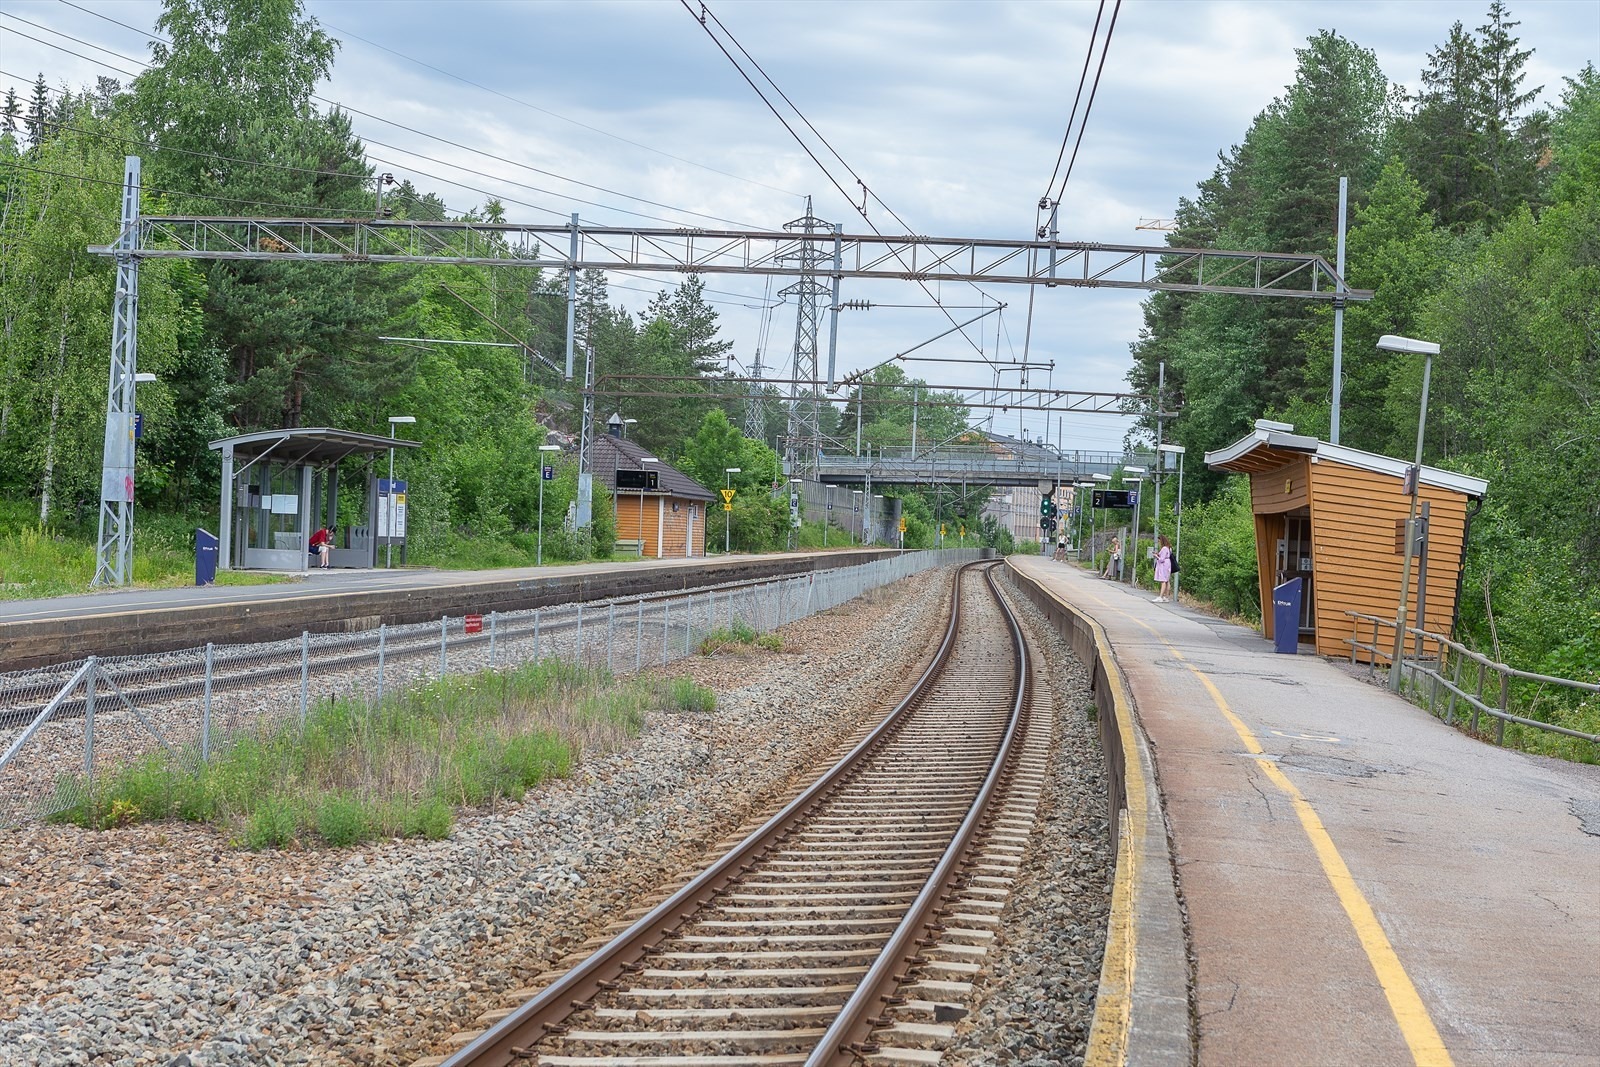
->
3, 0, 1596, 453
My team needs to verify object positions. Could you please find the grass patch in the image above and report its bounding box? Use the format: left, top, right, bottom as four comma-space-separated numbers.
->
0, 502, 291, 599
49, 658, 689, 848
698, 619, 782, 655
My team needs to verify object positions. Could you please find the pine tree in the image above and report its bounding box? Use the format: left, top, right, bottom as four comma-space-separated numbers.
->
0, 89, 19, 138
24, 75, 50, 151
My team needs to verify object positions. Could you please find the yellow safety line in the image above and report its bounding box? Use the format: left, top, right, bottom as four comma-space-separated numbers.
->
1082, 608, 1145, 1066
1070, 568, 1453, 1067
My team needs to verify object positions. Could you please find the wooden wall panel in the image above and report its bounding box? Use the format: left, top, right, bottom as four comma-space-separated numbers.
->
1249, 457, 1310, 513
1308, 460, 1469, 659
617, 496, 657, 556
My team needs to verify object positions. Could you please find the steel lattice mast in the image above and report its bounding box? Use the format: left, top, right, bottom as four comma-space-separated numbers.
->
779, 198, 831, 477
93, 157, 142, 587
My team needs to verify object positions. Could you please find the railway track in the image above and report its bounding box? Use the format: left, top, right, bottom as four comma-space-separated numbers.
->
0, 575, 799, 731
424, 560, 1057, 1067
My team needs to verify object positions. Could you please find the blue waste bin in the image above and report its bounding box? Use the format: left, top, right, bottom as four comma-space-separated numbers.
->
1272, 577, 1301, 654
195, 528, 219, 586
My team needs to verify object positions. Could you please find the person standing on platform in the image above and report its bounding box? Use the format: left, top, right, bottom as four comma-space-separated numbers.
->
1054, 534, 1067, 562
1153, 534, 1173, 602
1102, 535, 1121, 579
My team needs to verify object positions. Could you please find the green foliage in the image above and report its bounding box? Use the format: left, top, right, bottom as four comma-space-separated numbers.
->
245, 799, 300, 850
314, 794, 370, 847
45, 656, 700, 847
1171, 477, 1262, 623
667, 677, 716, 713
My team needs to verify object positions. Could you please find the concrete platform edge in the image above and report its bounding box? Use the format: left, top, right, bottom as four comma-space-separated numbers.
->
1005, 560, 1194, 1067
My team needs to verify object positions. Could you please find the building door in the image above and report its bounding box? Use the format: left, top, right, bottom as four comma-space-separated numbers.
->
1273, 511, 1315, 637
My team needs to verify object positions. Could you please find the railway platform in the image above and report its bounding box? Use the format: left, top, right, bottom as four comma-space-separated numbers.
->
1009, 555, 1600, 1067
0, 549, 901, 671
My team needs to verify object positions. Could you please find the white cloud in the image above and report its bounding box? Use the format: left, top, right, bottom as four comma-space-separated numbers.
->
3, 0, 1594, 451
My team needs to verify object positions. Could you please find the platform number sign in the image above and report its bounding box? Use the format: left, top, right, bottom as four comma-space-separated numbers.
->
542, 465, 554, 481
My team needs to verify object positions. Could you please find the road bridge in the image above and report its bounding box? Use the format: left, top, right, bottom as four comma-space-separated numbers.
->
815, 446, 1152, 487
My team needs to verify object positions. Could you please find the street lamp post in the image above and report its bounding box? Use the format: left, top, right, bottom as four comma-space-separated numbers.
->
385, 415, 415, 568
1158, 445, 1186, 598
1090, 473, 1110, 566
1378, 334, 1439, 691
724, 467, 741, 554
1123, 466, 1146, 586
537, 443, 560, 566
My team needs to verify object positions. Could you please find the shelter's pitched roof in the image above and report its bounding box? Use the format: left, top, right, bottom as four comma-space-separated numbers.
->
209, 427, 421, 466
1204, 424, 1488, 498
590, 435, 717, 502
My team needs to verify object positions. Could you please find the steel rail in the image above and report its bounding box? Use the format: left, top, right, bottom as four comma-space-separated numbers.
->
806, 562, 1028, 1064
441, 559, 1026, 1066
0, 575, 792, 729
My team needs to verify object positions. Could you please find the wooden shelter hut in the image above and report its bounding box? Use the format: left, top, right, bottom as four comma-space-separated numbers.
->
591, 434, 716, 558
1204, 420, 1488, 659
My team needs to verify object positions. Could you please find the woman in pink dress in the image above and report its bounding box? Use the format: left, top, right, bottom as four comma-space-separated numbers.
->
1153, 534, 1173, 602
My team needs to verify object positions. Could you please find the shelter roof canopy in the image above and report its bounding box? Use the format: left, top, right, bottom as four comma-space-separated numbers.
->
1204, 424, 1488, 498
208, 427, 420, 467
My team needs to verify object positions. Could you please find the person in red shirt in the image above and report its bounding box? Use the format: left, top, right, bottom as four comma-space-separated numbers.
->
309, 525, 333, 569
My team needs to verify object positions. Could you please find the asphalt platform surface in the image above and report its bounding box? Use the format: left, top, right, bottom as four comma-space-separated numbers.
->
1012, 554, 1600, 1067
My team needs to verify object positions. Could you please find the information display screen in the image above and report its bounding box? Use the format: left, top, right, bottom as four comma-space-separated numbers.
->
1092, 489, 1135, 510
616, 469, 659, 490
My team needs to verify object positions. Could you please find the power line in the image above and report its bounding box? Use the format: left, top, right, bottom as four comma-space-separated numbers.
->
31, 4, 762, 230
682, 1, 997, 363
316, 17, 803, 200
1052, 0, 1121, 206
1040, 0, 1107, 201
2, 159, 362, 216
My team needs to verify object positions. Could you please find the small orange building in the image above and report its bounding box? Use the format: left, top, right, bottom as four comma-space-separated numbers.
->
592, 434, 717, 558
1205, 421, 1488, 659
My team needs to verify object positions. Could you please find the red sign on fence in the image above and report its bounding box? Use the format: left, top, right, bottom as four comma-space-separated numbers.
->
463, 614, 484, 634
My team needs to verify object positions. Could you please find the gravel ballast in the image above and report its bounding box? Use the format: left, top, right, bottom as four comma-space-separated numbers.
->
0, 564, 1118, 1066
0, 571, 954, 1066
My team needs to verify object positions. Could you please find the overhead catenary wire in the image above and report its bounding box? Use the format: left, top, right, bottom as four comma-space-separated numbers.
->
18, 7, 766, 231
681, 0, 998, 366
1039, 0, 1108, 202
314, 16, 803, 200
1051, 0, 1121, 206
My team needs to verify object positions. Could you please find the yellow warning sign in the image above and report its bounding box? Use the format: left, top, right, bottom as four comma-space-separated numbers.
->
722, 504, 732, 511
940, 524, 946, 536
898, 517, 906, 533
720, 488, 736, 504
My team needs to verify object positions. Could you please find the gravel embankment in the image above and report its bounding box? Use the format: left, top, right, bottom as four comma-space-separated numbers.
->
942, 577, 1114, 1067
0, 570, 952, 1067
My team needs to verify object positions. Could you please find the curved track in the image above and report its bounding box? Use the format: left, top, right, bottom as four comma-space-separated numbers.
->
434, 560, 1036, 1067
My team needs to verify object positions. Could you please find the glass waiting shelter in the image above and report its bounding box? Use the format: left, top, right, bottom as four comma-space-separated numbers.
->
209, 428, 420, 572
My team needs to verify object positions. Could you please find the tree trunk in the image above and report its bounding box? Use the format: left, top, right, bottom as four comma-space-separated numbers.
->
39, 274, 73, 525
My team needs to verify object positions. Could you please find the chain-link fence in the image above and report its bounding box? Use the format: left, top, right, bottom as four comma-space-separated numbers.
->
0, 550, 980, 826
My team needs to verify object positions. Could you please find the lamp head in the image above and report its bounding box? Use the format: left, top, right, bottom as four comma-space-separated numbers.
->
1123, 465, 1146, 475
388, 415, 416, 425
1158, 443, 1187, 454
1377, 334, 1440, 356
725, 467, 741, 474
538, 444, 560, 452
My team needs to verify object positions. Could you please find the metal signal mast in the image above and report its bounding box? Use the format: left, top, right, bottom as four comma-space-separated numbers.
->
778, 198, 834, 478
